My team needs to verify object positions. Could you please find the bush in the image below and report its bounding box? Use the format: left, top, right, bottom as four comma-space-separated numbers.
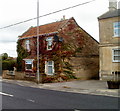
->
1, 53, 8, 60
2, 60, 16, 70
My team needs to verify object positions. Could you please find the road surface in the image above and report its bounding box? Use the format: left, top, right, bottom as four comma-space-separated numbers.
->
1, 81, 119, 110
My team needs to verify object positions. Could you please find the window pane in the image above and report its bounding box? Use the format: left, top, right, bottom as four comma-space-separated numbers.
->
114, 29, 120, 36
114, 22, 120, 28
114, 56, 120, 61
25, 60, 32, 64
114, 50, 120, 55
26, 64, 32, 69
48, 66, 53, 74
46, 37, 53, 50
25, 40, 30, 51
48, 41, 52, 46
26, 40, 30, 44
47, 40, 52, 50
46, 37, 52, 41
48, 61, 52, 65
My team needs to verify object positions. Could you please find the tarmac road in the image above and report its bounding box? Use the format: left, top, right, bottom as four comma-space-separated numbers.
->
1, 81, 119, 110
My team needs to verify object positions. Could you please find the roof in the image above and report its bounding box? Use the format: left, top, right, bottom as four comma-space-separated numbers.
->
98, 9, 120, 20
19, 18, 70, 39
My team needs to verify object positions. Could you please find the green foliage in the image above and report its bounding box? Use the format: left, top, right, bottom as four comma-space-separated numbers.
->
16, 40, 29, 71
1, 53, 16, 70
1, 53, 8, 60
2, 59, 16, 70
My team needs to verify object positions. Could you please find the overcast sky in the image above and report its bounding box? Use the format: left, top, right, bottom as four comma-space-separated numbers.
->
0, 0, 119, 57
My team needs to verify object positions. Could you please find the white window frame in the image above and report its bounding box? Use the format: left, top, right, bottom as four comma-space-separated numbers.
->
45, 61, 54, 75
46, 37, 53, 50
25, 40, 30, 51
24, 59, 34, 70
113, 22, 120, 37
112, 49, 120, 62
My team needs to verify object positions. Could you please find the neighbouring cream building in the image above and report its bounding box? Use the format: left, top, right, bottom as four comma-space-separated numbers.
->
98, 0, 120, 80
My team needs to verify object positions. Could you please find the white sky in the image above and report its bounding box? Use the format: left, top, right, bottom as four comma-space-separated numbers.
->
0, 0, 119, 57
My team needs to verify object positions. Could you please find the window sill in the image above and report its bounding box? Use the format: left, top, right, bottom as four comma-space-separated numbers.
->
47, 49, 52, 51
47, 74, 54, 76
112, 61, 120, 63
112, 35, 120, 38
25, 69, 33, 72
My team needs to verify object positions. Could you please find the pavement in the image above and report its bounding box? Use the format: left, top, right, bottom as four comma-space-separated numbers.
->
1, 77, 120, 97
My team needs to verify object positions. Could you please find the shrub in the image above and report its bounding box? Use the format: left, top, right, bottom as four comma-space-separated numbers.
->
2, 60, 16, 70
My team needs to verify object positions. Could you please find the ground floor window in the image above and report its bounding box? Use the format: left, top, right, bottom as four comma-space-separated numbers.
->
45, 61, 54, 75
24, 59, 34, 70
112, 49, 120, 62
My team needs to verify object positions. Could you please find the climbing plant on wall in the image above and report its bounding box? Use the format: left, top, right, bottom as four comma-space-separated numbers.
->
16, 40, 29, 71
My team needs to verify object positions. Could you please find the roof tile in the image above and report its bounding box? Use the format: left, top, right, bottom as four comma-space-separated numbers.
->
20, 19, 69, 38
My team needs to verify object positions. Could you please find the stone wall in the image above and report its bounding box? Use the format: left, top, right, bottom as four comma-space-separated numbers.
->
99, 17, 120, 44
2, 70, 25, 80
99, 46, 120, 79
70, 56, 99, 80
2, 70, 37, 82
99, 16, 120, 80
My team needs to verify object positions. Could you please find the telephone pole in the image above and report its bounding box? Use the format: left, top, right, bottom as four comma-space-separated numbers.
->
37, 0, 40, 83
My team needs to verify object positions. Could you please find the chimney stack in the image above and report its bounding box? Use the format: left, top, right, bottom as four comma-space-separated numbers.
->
118, 1, 120, 9
109, 0, 117, 11
63, 15, 65, 20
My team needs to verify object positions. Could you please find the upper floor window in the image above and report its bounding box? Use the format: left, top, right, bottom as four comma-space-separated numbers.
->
25, 40, 30, 51
46, 37, 53, 50
112, 49, 120, 62
113, 22, 120, 37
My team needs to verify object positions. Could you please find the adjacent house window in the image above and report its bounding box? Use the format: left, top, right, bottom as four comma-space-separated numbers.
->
113, 22, 120, 37
45, 61, 54, 75
46, 37, 53, 50
25, 40, 30, 51
24, 59, 33, 70
112, 49, 120, 62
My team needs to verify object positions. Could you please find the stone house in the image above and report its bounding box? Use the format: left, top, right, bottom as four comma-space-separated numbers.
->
98, 0, 120, 80
17, 17, 99, 82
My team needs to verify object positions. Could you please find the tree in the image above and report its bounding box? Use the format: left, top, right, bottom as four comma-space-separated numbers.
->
1, 53, 8, 60
1, 53, 16, 70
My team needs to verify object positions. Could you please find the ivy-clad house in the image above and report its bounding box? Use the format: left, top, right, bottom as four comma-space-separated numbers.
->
17, 17, 99, 82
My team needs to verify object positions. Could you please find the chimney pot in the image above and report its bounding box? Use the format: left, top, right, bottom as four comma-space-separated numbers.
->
63, 15, 65, 20
109, 0, 117, 11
